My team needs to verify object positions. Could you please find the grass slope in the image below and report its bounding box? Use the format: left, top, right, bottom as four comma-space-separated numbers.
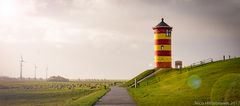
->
123, 69, 156, 87
128, 58, 240, 106
67, 89, 109, 106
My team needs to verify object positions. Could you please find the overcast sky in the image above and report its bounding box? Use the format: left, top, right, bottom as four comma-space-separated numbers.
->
0, 0, 240, 79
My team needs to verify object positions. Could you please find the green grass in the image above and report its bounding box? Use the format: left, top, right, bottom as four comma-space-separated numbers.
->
67, 89, 109, 106
128, 58, 240, 106
123, 69, 156, 87
0, 88, 94, 106
211, 74, 240, 102
0, 81, 111, 106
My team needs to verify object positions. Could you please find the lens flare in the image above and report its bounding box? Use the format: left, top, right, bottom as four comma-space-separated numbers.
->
187, 75, 201, 89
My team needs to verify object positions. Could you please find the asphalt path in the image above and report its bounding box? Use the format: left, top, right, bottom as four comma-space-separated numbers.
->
94, 86, 136, 106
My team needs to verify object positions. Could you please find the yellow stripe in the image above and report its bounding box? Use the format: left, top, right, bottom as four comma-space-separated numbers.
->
154, 56, 171, 62
154, 33, 171, 40
154, 45, 171, 51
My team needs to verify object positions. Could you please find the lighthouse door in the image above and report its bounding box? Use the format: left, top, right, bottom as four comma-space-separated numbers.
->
161, 45, 164, 50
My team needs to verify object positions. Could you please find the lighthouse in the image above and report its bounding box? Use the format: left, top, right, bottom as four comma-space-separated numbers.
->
153, 18, 172, 68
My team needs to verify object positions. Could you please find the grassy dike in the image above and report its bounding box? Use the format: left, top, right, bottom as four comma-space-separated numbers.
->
128, 58, 240, 106
123, 69, 156, 87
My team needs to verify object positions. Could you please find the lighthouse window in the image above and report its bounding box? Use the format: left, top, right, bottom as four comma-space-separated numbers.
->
161, 45, 164, 50
166, 30, 171, 37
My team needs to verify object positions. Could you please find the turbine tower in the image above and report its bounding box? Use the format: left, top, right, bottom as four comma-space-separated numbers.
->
46, 66, 48, 80
34, 64, 37, 80
20, 55, 25, 80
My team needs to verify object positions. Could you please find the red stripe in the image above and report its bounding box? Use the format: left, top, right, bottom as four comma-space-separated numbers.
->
154, 29, 166, 33
155, 51, 171, 56
155, 39, 171, 45
155, 62, 171, 68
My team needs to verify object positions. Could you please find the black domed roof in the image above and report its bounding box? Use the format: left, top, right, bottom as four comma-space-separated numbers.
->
155, 18, 170, 27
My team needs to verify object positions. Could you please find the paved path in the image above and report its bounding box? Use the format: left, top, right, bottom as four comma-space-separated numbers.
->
94, 86, 136, 106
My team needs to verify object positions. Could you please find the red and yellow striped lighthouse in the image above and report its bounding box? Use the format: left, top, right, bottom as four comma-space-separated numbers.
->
153, 18, 172, 68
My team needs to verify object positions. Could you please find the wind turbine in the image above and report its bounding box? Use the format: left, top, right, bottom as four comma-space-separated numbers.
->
20, 55, 25, 80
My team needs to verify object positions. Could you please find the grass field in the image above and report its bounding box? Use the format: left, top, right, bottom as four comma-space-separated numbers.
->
0, 81, 110, 106
68, 89, 109, 106
128, 58, 240, 106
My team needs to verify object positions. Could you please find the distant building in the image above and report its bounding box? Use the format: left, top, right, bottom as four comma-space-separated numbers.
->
47, 76, 69, 82
153, 18, 172, 68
